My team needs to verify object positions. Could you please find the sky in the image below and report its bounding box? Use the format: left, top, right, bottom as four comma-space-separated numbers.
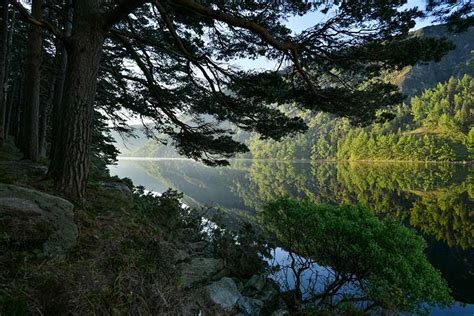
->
286, 0, 431, 33
235, 0, 435, 70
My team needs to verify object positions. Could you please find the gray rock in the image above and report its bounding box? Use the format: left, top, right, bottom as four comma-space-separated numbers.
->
180, 257, 224, 288
271, 309, 290, 316
0, 197, 50, 247
237, 296, 264, 315
0, 184, 77, 256
257, 281, 279, 304
243, 275, 279, 304
243, 275, 267, 295
100, 182, 132, 196
207, 277, 242, 311
242, 275, 279, 306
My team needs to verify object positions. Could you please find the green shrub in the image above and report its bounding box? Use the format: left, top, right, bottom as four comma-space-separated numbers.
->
261, 198, 453, 314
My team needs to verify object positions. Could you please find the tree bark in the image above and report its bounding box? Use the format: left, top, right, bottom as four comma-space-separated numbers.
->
48, 0, 105, 200
48, 0, 72, 163
3, 8, 15, 141
4, 78, 17, 138
0, 0, 8, 147
38, 76, 54, 157
21, 0, 43, 161
11, 70, 22, 142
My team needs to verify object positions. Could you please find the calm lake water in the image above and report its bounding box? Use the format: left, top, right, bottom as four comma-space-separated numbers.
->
110, 158, 473, 315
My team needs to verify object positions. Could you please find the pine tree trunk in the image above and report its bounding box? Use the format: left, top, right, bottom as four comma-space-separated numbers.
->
38, 79, 54, 157
4, 79, 17, 138
48, 0, 105, 200
11, 73, 22, 142
21, 0, 43, 161
3, 8, 15, 141
48, 0, 72, 163
0, 0, 8, 147
15, 73, 25, 150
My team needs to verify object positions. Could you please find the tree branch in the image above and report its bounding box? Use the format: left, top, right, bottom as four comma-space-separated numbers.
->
103, 0, 147, 30
110, 29, 191, 131
167, 0, 296, 52
9, 0, 67, 42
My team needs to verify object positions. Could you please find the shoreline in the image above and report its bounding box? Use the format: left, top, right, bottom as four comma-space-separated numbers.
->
117, 156, 473, 164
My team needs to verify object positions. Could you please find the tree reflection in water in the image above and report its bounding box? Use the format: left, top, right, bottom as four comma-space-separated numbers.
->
111, 159, 473, 305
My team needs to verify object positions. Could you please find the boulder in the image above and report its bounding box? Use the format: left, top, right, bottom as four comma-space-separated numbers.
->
173, 248, 191, 264
243, 275, 279, 305
237, 296, 264, 315
207, 277, 242, 311
257, 281, 279, 305
157, 241, 190, 264
100, 181, 132, 196
179, 257, 224, 288
243, 275, 267, 296
0, 197, 50, 247
0, 184, 77, 256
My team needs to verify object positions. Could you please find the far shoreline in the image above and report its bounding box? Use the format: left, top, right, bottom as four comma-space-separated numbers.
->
116, 156, 473, 164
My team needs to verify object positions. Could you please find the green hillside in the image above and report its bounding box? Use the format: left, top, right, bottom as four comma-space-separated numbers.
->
250, 75, 473, 161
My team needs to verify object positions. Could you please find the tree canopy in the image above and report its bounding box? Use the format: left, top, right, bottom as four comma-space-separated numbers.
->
0, 0, 472, 198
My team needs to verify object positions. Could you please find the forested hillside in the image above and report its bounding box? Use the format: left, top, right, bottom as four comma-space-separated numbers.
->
250, 75, 473, 161
248, 25, 474, 162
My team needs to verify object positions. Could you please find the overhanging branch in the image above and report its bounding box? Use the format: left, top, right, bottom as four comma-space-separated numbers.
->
9, 0, 67, 43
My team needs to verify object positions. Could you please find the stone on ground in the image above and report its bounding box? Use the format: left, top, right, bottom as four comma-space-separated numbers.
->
0, 184, 77, 256
237, 296, 264, 315
207, 277, 242, 311
179, 257, 224, 288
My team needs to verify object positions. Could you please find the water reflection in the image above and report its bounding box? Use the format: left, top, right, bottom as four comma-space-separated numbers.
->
109, 159, 473, 305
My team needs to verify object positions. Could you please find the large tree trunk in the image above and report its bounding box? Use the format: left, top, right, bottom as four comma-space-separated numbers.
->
48, 0, 72, 163
11, 71, 22, 142
38, 77, 54, 157
0, 0, 8, 147
3, 8, 15, 141
48, 0, 105, 200
21, 0, 43, 161
4, 78, 18, 138
38, 0, 63, 158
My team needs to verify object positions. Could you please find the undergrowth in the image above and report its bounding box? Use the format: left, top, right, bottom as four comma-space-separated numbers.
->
0, 172, 205, 315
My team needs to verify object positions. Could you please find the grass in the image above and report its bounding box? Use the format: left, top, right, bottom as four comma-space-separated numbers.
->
0, 145, 210, 315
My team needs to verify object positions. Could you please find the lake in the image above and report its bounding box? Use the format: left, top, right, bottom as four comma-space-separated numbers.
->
110, 158, 473, 315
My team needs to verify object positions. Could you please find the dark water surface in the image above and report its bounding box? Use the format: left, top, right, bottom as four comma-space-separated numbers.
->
110, 158, 473, 314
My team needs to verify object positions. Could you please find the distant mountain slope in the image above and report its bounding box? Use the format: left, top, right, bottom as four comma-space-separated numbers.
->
394, 25, 474, 97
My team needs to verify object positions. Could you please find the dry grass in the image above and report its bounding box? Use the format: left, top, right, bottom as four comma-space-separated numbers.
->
0, 145, 211, 315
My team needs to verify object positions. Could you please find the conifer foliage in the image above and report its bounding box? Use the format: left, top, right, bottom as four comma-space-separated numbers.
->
0, 0, 471, 199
